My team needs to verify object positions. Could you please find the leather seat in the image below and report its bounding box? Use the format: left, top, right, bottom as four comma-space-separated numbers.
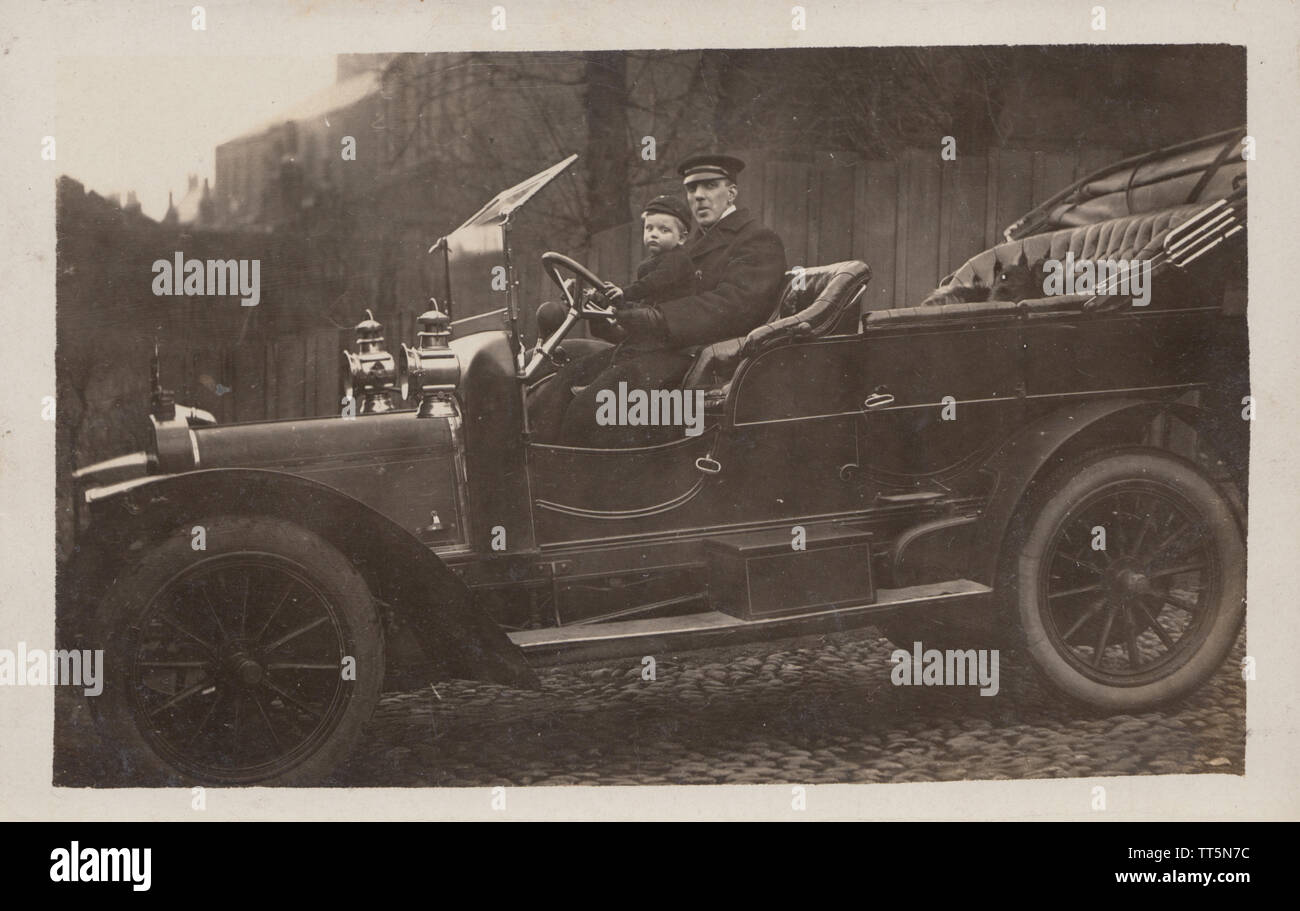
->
681, 260, 871, 389
918, 204, 1203, 307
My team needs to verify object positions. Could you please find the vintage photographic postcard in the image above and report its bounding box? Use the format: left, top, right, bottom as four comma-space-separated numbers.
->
1, 0, 1297, 821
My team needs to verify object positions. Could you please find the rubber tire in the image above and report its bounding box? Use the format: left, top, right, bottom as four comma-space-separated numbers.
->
91, 515, 384, 786
1013, 448, 1245, 713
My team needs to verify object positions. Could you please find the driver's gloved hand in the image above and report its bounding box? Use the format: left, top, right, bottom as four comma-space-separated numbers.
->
602, 282, 626, 308
583, 287, 615, 312
615, 305, 669, 343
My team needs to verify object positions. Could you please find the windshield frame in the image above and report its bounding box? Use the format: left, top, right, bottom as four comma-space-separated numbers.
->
430, 154, 578, 335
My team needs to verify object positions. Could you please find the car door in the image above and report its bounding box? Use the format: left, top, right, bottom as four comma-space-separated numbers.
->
850, 318, 1026, 487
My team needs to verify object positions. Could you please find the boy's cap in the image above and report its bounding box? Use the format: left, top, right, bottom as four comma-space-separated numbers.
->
678, 153, 746, 186
642, 195, 692, 227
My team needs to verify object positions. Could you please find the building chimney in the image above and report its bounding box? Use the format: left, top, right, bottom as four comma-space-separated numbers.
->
198, 179, 214, 226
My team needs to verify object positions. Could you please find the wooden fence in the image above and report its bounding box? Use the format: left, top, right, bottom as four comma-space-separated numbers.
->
61, 143, 1127, 471
588, 145, 1123, 312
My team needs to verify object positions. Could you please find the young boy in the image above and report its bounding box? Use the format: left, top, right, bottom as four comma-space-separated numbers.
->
565, 194, 694, 403
621, 194, 695, 305
597, 194, 695, 356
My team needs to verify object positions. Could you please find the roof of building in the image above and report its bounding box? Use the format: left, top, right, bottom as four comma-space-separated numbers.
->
173, 176, 208, 225
223, 70, 382, 146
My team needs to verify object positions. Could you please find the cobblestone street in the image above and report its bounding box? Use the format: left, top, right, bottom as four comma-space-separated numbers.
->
326, 626, 1247, 787
53, 624, 1247, 788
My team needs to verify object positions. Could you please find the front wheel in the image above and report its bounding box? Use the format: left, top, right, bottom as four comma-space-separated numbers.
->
92, 515, 384, 785
1014, 449, 1245, 712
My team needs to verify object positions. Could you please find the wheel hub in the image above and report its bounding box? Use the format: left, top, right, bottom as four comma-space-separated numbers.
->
1115, 568, 1150, 596
1031, 463, 1238, 698
222, 647, 265, 687
1104, 559, 1152, 599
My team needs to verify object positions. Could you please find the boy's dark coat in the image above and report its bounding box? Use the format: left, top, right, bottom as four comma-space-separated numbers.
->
623, 247, 695, 306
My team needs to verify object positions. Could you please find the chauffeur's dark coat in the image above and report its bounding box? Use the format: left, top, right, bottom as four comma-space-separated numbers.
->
530, 207, 786, 446
658, 207, 788, 349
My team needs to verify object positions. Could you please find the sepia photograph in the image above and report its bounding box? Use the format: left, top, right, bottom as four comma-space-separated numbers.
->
3, 0, 1298, 845
48, 40, 1251, 790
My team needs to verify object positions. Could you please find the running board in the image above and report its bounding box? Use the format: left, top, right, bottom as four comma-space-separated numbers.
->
510, 578, 992, 666
876, 491, 947, 504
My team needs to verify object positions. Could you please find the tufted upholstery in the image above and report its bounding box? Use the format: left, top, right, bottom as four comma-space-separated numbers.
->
864, 204, 1231, 329
925, 204, 1203, 305
680, 260, 870, 388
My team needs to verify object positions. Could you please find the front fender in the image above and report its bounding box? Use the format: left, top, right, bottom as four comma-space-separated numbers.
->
66, 468, 537, 689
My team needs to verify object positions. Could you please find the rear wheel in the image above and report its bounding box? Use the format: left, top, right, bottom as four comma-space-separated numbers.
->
1014, 449, 1244, 711
94, 515, 384, 785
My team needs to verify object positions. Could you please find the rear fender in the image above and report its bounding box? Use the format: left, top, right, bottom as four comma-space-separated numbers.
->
973, 397, 1243, 588
67, 468, 537, 688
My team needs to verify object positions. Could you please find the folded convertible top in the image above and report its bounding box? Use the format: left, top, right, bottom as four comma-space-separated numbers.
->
1004, 127, 1247, 241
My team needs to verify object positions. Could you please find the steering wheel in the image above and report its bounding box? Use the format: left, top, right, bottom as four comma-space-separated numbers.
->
541, 252, 617, 318
523, 253, 618, 381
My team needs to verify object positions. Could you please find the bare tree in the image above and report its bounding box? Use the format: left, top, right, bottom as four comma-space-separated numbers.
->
706, 48, 1013, 159
583, 52, 630, 233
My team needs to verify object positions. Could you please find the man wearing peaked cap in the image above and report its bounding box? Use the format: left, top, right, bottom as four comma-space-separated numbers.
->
532, 151, 787, 446
654, 152, 787, 348
677, 152, 746, 187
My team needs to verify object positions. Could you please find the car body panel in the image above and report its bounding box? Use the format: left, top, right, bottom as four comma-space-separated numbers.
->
69, 146, 1248, 688
179, 410, 468, 547
76, 468, 536, 688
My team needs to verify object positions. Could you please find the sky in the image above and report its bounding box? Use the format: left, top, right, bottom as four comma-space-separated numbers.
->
57, 56, 337, 221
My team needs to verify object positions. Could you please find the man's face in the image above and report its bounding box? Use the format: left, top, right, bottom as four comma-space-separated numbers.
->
686, 178, 737, 228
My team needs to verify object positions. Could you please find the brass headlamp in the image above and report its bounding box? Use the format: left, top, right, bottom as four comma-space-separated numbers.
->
398, 302, 461, 418
341, 310, 398, 414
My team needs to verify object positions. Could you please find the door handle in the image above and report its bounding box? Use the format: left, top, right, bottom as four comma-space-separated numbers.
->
862, 387, 895, 410
695, 456, 722, 475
